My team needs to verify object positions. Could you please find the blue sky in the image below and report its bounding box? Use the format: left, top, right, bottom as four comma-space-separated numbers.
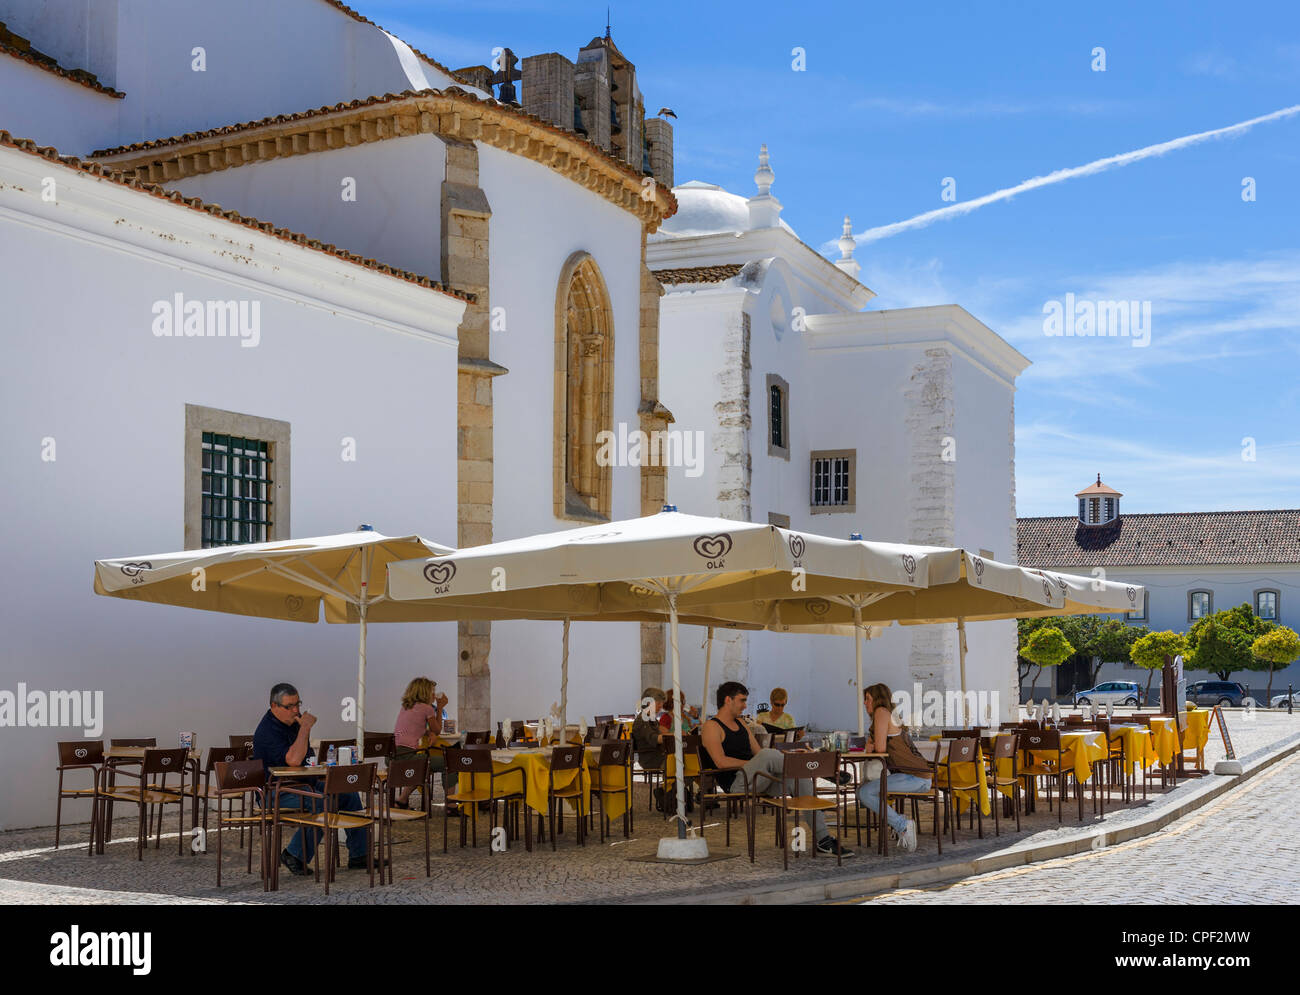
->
366, 0, 1300, 517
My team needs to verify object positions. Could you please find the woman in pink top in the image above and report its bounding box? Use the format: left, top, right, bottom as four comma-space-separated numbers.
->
392, 676, 448, 807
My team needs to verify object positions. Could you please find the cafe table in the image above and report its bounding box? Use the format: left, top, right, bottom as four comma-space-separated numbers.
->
1105, 724, 1158, 772
455, 747, 626, 820
1145, 717, 1179, 767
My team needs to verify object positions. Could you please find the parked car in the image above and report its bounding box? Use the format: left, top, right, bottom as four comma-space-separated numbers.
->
1270, 690, 1299, 709
1186, 681, 1251, 707
1073, 681, 1143, 707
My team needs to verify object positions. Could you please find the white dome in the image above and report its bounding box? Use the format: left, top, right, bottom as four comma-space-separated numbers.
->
656, 180, 798, 239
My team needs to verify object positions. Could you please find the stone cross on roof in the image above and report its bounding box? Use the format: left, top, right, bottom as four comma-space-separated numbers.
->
491, 47, 521, 105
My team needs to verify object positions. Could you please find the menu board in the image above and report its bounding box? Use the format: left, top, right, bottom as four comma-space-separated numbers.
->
1215, 705, 1236, 760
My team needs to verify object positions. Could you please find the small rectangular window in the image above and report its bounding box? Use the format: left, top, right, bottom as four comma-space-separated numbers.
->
1256, 591, 1278, 620
202, 432, 272, 547
810, 449, 855, 514
1189, 590, 1212, 621
1126, 591, 1148, 622
765, 374, 790, 460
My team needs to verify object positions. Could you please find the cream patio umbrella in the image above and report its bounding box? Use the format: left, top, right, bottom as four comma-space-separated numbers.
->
714, 550, 1146, 725
385, 506, 947, 858
93, 527, 454, 755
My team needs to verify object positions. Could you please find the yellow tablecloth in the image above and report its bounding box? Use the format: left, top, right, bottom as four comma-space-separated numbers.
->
1146, 717, 1177, 767
458, 750, 614, 818
1186, 709, 1211, 751
1028, 730, 1109, 783
664, 751, 700, 793
1107, 724, 1157, 771
934, 740, 990, 816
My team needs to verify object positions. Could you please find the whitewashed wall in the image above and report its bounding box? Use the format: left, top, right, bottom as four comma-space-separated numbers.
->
170, 136, 444, 280
475, 144, 648, 725
0, 0, 484, 157
0, 149, 461, 830
0, 56, 122, 153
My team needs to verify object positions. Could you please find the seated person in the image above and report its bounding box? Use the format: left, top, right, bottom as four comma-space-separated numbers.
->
631, 687, 667, 771
855, 682, 928, 853
660, 689, 701, 735
756, 687, 796, 732
700, 681, 852, 857
252, 682, 373, 876
392, 676, 450, 808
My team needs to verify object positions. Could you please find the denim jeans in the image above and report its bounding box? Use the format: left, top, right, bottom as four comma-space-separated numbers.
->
857, 774, 931, 833
277, 782, 369, 862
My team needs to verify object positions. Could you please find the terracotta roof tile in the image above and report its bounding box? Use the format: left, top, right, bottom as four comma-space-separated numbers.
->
0, 35, 124, 98
0, 130, 470, 302
1016, 510, 1300, 567
652, 264, 743, 285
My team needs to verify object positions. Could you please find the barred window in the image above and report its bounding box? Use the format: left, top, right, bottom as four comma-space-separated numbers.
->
202, 433, 272, 547
810, 449, 855, 513
1189, 590, 1212, 621
770, 385, 784, 449
1255, 590, 1278, 620
766, 374, 790, 460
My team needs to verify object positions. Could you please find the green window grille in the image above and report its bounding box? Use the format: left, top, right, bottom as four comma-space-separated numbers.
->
770, 384, 784, 449
201, 432, 272, 547
811, 456, 851, 507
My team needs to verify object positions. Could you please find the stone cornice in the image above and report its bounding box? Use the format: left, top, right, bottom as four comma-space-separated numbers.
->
91, 89, 678, 231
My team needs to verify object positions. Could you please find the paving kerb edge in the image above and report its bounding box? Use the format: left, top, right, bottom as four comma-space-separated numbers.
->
638, 730, 1300, 906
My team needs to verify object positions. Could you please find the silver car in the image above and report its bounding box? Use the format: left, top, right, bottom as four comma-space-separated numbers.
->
1270, 691, 1299, 709
1073, 681, 1143, 707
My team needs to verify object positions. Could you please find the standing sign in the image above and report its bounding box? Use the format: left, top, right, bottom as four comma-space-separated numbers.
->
1214, 705, 1236, 760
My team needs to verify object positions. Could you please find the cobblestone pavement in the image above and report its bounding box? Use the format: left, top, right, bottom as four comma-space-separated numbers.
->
853, 748, 1300, 905
1, 711, 1294, 905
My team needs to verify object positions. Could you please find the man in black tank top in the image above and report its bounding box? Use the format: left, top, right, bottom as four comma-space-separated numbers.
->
701, 681, 853, 858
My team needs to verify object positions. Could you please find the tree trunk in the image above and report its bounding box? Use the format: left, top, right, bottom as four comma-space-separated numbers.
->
1266, 663, 1275, 700
1028, 665, 1040, 700
1145, 667, 1155, 702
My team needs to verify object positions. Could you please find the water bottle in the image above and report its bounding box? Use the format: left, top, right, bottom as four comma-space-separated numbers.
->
327, 745, 337, 766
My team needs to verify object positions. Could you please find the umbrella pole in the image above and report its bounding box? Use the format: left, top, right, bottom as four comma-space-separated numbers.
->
561, 617, 570, 740
669, 595, 687, 840
854, 605, 865, 738
701, 626, 713, 731
356, 547, 370, 758
957, 616, 969, 726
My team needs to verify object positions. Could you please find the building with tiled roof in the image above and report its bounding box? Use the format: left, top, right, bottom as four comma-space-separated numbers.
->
1017, 476, 1300, 696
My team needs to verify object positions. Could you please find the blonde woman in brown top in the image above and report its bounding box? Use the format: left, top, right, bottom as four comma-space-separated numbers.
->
856, 682, 928, 852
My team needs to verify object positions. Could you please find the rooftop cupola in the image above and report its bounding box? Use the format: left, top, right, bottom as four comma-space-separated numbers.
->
834, 215, 860, 279
1076, 474, 1122, 526
746, 144, 783, 229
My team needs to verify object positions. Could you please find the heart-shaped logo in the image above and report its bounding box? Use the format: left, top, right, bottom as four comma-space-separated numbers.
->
405, 768, 415, 778
805, 761, 819, 771
74, 748, 88, 759
1029, 736, 1041, 746
1042, 580, 1053, 601
901, 553, 916, 579
161, 757, 172, 766
629, 584, 655, 599
460, 755, 473, 766
788, 534, 805, 559
223, 753, 235, 762
807, 599, 831, 617
284, 595, 304, 614
972, 556, 985, 578
346, 773, 358, 784
1055, 575, 1068, 592
959, 746, 971, 756
423, 561, 456, 585
234, 769, 247, 781
693, 534, 733, 560
1126, 586, 1137, 603
120, 561, 152, 578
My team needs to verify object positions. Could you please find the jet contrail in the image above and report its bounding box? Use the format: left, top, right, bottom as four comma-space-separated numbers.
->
843, 104, 1300, 246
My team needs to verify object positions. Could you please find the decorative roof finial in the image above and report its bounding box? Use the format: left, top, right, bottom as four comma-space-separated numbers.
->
1097, 473, 1102, 485
834, 214, 861, 279
746, 144, 782, 230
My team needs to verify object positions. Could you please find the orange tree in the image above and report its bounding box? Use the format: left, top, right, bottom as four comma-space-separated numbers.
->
1251, 627, 1300, 701
1130, 630, 1188, 704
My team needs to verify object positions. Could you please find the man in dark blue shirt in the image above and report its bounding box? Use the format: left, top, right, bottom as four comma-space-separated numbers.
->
253, 682, 371, 877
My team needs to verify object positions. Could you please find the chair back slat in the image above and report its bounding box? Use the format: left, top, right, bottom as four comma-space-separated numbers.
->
447, 747, 493, 774
323, 763, 375, 795
947, 737, 979, 764
550, 745, 584, 771
58, 741, 104, 766
143, 747, 188, 776
204, 744, 247, 771
783, 750, 837, 780
387, 756, 428, 790
363, 732, 395, 760
463, 731, 491, 746
597, 741, 629, 766
228, 735, 254, 751
215, 758, 265, 791
992, 732, 1019, 759
594, 714, 614, 725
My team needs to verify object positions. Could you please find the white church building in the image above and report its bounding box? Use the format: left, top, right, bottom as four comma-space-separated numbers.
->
0, 0, 1027, 830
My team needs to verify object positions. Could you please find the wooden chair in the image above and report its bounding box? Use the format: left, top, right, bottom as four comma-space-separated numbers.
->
1016, 728, 1082, 822
695, 743, 754, 855
95, 747, 190, 859
211, 759, 270, 889
380, 755, 432, 882
987, 732, 1022, 835
228, 734, 255, 751
274, 763, 379, 895
362, 732, 395, 763
463, 730, 491, 746
55, 740, 104, 851
539, 745, 586, 850
936, 737, 984, 842
594, 714, 615, 725
589, 740, 633, 841
753, 751, 843, 869
199, 744, 249, 848
443, 747, 528, 853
